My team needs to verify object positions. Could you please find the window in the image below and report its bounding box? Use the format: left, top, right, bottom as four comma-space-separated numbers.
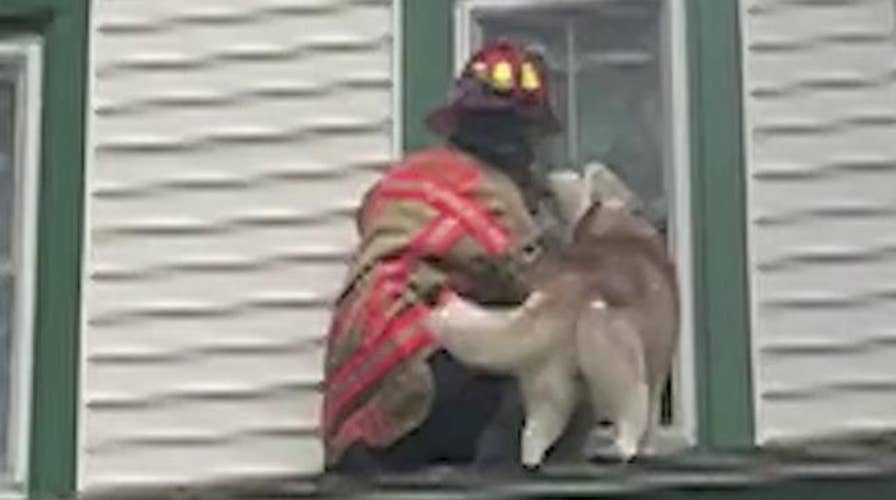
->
0, 35, 42, 492
456, 0, 696, 451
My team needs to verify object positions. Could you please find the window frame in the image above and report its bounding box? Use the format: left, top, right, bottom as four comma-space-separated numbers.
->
0, 35, 43, 496
0, 1, 89, 498
454, 0, 698, 453
400, 0, 754, 451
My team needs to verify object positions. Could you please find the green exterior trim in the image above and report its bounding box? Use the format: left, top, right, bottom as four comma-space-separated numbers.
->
0, 1, 89, 497
400, 0, 453, 152
401, 0, 754, 448
686, 0, 754, 449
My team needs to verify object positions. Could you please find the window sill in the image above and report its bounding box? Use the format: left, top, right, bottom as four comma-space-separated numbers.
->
0, 490, 24, 500
83, 434, 896, 499
0, 475, 25, 500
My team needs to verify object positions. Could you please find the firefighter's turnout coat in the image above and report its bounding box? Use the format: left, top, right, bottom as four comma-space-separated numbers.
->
322, 146, 540, 464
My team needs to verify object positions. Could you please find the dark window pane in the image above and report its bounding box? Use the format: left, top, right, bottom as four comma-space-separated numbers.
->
575, 7, 666, 222
0, 75, 17, 464
0, 80, 13, 264
0, 274, 11, 466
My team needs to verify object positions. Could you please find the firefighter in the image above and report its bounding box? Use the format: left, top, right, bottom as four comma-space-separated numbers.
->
322, 41, 562, 474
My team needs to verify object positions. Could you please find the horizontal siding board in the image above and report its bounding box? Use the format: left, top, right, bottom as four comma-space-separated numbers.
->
745, 0, 894, 35
85, 387, 321, 456
748, 81, 896, 125
90, 133, 391, 192
85, 309, 333, 361
750, 170, 896, 218
94, 85, 390, 143
759, 389, 896, 443
742, 0, 896, 444
755, 257, 896, 300
84, 435, 322, 489
85, 394, 319, 446
747, 40, 896, 88
756, 296, 896, 340
758, 343, 896, 392
750, 214, 896, 261
94, 0, 384, 32
93, 45, 391, 106
83, 0, 392, 490
93, 4, 390, 71
89, 174, 381, 238
86, 261, 347, 321
85, 343, 324, 405
751, 123, 896, 165
90, 220, 357, 278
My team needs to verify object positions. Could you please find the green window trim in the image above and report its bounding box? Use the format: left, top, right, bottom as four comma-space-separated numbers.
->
400, 0, 754, 450
0, 1, 89, 498
400, 0, 453, 152
686, 0, 754, 450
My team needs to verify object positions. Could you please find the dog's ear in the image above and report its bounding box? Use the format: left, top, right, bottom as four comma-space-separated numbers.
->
572, 200, 602, 243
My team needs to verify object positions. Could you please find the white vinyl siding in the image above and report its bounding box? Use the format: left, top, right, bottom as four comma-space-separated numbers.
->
741, 0, 896, 443
82, 0, 394, 491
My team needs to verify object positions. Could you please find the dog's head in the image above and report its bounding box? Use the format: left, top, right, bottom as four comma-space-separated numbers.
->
519, 197, 671, 301
571, 198, 659, 247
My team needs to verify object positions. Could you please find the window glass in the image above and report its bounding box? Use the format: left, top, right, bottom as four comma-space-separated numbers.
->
0, 80, 12, 263
478, 0, 669, 226
0, 278, 9, 470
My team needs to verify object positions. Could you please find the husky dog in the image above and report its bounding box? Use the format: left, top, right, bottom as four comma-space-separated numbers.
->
425, 188, 679, 468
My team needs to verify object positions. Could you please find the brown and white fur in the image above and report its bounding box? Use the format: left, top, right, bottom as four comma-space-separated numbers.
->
425, 198, 679, 468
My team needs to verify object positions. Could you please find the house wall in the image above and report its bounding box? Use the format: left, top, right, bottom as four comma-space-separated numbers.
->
76, 0, 896, 489
80, 0, 394, 491
740, 0, 896, 443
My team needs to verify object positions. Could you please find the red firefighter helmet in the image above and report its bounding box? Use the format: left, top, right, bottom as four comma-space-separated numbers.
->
426, 41, 562, 137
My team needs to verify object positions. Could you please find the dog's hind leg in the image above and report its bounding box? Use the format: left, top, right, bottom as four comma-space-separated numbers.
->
613, 380, 650, 461
577, 303, 649, 462
638, 383, 665, 456
519, 357, 578, 469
